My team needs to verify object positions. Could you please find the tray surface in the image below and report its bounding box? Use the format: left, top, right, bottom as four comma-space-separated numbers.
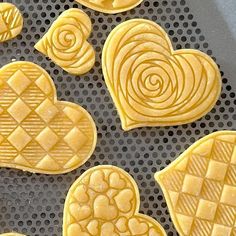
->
0, 0, 235, 235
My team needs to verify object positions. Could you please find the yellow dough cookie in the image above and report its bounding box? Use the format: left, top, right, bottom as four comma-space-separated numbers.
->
102, 19, 222, 131
75, 0, 143, 14
155, 131, 236, 236
0, 61, 97, 174
0, 3, 23, 42
35, 9, 95, 75
63, 165, 166, 236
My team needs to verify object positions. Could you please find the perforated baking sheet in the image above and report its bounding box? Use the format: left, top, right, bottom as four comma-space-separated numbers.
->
0, 0, 235, 235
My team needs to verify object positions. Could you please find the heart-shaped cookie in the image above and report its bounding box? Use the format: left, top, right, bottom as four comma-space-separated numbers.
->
109, 172, 126, 189
35, 9, 95, 75
155, 131, 236, 236
70, 203, 91, 220
102, 19, 222, 131
89, 169, 109, 192
75, 0, 143, 14
63, 165, 166, 236
94, 195, 118, 220
114, 189, 133, 212
0, 3, 23, 42
100, 222, 119, 236
0, 61, 97, 174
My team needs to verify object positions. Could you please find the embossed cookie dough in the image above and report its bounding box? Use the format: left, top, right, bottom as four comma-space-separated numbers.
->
155, 131, 236, 236
0, 3, 23, 42
35, 9, 95, 75
0, 61, 97, 174
102, 19, 222, 131
63, 165, 166, 236
75, 0, 143, 14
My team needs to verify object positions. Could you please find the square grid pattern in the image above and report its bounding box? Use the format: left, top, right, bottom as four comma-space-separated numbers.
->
162, 136, 236, 235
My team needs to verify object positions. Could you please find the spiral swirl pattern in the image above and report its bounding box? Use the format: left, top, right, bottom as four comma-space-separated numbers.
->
102, 19, 222, 131
75, 0, 143, 14
35, 9, 95, 75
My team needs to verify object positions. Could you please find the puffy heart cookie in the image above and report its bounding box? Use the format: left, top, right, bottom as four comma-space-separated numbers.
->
155, 131, 236, 236
0, 3, 23, 42
0, 61, 97, 174
35, 9, 95, 75
75, 0, 143, 14
102, 19, 222, 131
63, 165, 166, 236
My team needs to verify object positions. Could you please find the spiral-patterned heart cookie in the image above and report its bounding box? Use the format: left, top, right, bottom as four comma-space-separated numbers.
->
155, 131, 236, 236
102, 19, 222, 131
35, 9, 95, 75
75, 0, 143, 14
63, 165, 166, 236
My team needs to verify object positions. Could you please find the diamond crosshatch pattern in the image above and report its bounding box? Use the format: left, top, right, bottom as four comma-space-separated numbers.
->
0, 62, 96, 174
0, 0, 235, 235
157, 133, 236, 236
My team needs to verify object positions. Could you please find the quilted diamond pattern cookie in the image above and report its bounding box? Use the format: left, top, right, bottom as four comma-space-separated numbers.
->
75, 0, 143, 14
35, 9, 95, 75
0, 3, 23, 42
155, 131, 236, 236
63, 165, 166, 236
0, 61, 97, 174
102, 19, 222, 131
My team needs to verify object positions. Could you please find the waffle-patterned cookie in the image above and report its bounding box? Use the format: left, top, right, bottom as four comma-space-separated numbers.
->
102, 19, 222, 131
155, 131, 236, 236
0, 3, 23, 42
35, 9, 95, 75
63, 165, 166, 236
0, 61, 97, 174
75, 0, 143, 14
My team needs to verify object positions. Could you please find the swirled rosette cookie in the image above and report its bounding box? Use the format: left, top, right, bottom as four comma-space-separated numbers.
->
35, 9, 95, 75
102, 19, 222, 131
75, 0, 143, 14
63, 165, 166, 236
0, 61, 97, 174
155, 131, 236, 236
0, 3, 23, 42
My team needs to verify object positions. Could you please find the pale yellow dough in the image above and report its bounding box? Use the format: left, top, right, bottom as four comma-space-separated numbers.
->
0, 3, 23, 42
0, 61, 97, 174
75, 0, 143, 14
102, 19, 222, 131
63, 165, 166, 236
35, 9, 95, 75
155, 131, 236, 236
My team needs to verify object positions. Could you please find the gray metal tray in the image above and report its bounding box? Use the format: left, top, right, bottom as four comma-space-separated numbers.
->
0, 0, 235, 235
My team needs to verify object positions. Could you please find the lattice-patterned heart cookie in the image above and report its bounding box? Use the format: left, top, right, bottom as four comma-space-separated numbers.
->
63, 165, 166, 236
0, 3, 23, 42
102, 19, 222, 131
155, 131, 236, 236
35, 9, 95, 75
0, 61, 97, 174
75, 0, 143, 14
